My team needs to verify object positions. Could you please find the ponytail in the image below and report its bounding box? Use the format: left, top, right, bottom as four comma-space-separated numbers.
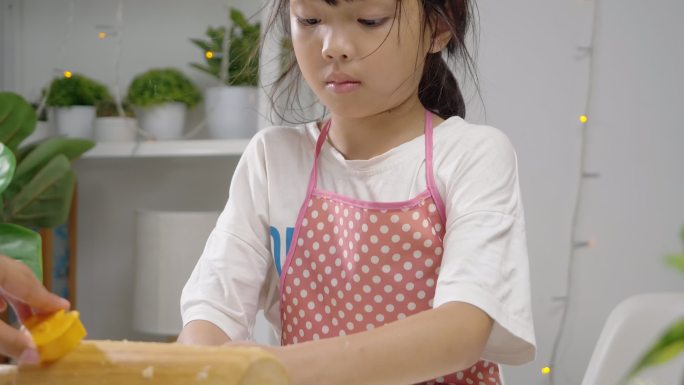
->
418, 52, 465, 119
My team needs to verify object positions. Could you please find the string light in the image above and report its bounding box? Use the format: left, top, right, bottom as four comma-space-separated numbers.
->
542, 367, 552, 375
205, 51, 214, 59
549, 1, 601, 384
98, 31, 107, 39
63, 71, 73, 78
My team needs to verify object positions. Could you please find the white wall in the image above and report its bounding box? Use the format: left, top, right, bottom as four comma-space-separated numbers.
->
3, 1, 684, 384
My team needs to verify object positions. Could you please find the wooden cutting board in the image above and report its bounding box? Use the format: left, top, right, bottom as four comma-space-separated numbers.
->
0, 340, 290, 385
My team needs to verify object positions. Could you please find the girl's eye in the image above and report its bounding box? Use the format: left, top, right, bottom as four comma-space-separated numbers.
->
296, 17, 321, 26
358, 18, 387, 27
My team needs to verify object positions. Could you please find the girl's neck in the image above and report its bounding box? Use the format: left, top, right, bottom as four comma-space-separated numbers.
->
323, 95, 445, 161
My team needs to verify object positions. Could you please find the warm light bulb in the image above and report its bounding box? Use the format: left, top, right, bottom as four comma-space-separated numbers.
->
98, 31, 107, 39
579, 115, 588, 124
542, 366, 551, 375
63, 71, 73, 78
205, 51, 214, 59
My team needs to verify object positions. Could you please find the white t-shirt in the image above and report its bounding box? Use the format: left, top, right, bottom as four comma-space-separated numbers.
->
181, 115, 537, 365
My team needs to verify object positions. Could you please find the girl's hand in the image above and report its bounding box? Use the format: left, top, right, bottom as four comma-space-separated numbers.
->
0, 255, 70, 363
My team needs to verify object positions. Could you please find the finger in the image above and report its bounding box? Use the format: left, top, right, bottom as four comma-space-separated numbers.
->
0, 257, 70, 318
0, 320, 34, 361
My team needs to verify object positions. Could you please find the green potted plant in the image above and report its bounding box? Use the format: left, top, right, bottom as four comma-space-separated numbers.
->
190, 8, 260, 139
126, 68, 201, 140
94, 100, 138, 142
45, 73, 112, 140
627, 226, 684, 381
0, 92, 94, 281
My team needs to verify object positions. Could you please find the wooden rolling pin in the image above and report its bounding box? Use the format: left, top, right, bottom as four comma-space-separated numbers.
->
0, 340, 290, 385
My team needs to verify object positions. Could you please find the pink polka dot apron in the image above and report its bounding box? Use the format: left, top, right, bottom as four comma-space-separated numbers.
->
280, 111, 501, 385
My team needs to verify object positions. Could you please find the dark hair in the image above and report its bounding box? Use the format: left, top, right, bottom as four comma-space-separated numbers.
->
260, 0, 479, 123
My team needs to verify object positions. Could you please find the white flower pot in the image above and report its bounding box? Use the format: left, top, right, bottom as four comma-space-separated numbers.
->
94, 117, 138, 142
205, 86, 258, 139
53, 106, 96, 139
133, 210, 220, 336
135, 102, 186, 140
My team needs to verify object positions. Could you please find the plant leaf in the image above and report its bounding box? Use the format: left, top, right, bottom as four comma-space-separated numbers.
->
13, 137, 94, 182
0, 223, 42, 280
629, 319, 684, 378
667, 253, 684, 276
6, 154, 75, 228
0, 142, 16, 195
0, 92, 37, 151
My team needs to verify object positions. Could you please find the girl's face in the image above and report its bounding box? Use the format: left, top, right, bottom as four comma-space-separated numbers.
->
290, 0, 432, 118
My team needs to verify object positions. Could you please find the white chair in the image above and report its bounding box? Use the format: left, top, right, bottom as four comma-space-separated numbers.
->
582, 292, 684, 385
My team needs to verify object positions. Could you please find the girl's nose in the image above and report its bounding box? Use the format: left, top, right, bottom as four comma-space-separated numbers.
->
321, 31, 353, 61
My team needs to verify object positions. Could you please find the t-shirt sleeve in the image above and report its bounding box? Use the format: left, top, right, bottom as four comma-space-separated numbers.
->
180, 133, 273, 342
433, 126, 537, 365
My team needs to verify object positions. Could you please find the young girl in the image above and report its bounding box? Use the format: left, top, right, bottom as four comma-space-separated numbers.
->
179, 0, 536, 384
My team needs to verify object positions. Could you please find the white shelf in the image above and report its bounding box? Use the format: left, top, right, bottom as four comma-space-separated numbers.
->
84, 139, 250, 159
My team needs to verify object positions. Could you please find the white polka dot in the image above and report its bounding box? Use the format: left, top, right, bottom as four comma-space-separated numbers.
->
417, 291, 426, 299
413, 232, 422, 240
348, 241, 354, 249
422, 219, 429, 228
322, 325, 330, 334
380, 225, 389, 234
307, 230, 314, 238
286, 286, 292, 294
323, 286, 330, 294
299, 309, 305, 318
385, 304, 395, 312
286, 305, 292, 313
343, 229, 348, 238
335, 258, 342, 267
425, 259, 434, 267
353, 274, 361, 283
376, 314, 385, 323
381, 245, 390, 254
312, 210, 319, 219
338, 310, 345, 318
435, 224, 442, 232
403, 243, 411, 251
348, 221, 354, 229
394, 273, 403, 282
294, 277, 301, 286
362, 223, 369, 232
333, 226, 339, 234
354, 294, 362, 302
313, 333, 320, 340
412, 212, 420, 220
413, 250, 422, 258
331, 278, 338, 287
429, 204, 437, 213
403, 261, 413, 270
371, 255, 380, 264
347, 262, 353, 270
355, 212, 361, 220
364, 304, 373, 313
392, 253, 401, 262
297, 238, 304, 246
370, 235, 379, 244
339, 330, 346, 336
362, 265, 370, 274
308, 200, 313, 207
293, 336, 299, 343
402, 224, 411, 232
347, 322, 354, 330
327, 214, 334, 222
323, 234, 331, 243
306, 321, 312, 330
397, 313, 406, 320
370, 215, 378, 223
338, 238, 343, 246
318, 254, 326, 263
313, 242, 320, 250
303, 269, 310, 278
363, 285, 372, 293
317, 293, 324, 302
288, 266, 294, 274
406, 282, 415, 291
427, 278, 435, 287
391, 235, 400, 243
424, 239, 433, 248
355, 313, 364, 322
317, 273, 323, 282
337, 290, 344, 299
299, 329, 305, 337
408, 302, 417, 311
384, 285, 393, 293
366, 324, 375, 330
396, 293, 405, 302
345, 282, 352, 291
374, 295, 383, 303
310, 281, 317, 290
300, 289, 308, 298
287, 324, 293, 332
317, 222, 324, 230
343, 208, 349, 217
415, 270, 424, 279
381, 265, 391, 273
325, 266, 332, 274
391, 214, 400, 223
435, 247, 443, 256
302, 218, 309, 227
325, 305, 331, 314
295, 258, 303, 266
362, 244, 369, 253
372, 275, 381, 284
335, 206, 340, 214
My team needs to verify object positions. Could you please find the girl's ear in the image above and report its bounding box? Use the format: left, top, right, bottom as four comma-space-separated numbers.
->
429, 16, 453, 53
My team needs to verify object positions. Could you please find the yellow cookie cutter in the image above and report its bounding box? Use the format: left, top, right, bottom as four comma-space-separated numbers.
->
23, 309, 87, 363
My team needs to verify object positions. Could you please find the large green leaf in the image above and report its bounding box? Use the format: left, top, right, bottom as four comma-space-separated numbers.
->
0, 92, 37, 151
5, 154, 75, 228
667, 253, 684, 276
629, 319, 684, 378
0, 223, 42, 280
0, 142, 16, 194
13, 137, 94, 182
